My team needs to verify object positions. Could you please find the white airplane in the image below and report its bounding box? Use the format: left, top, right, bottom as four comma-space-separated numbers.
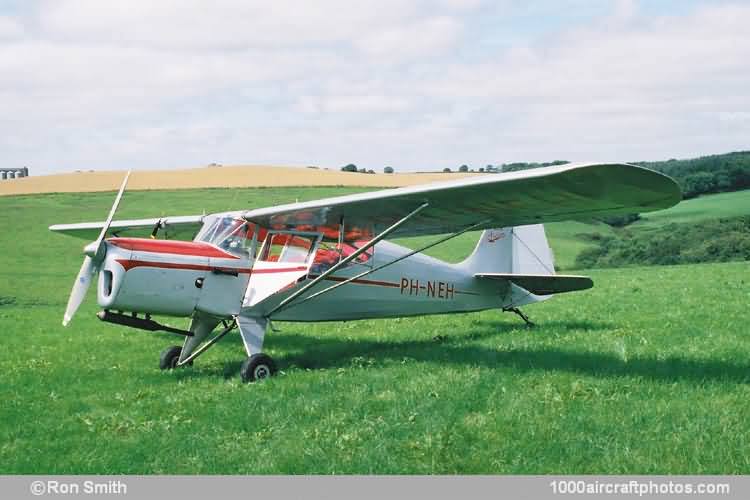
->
51, 163, 680, 382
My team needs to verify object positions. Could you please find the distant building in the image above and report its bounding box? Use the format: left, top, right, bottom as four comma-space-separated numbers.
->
0, 167, 29, 180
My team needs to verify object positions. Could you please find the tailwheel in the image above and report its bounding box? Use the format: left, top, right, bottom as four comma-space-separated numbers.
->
240, 353, 277, 383
159, 345, 192, 370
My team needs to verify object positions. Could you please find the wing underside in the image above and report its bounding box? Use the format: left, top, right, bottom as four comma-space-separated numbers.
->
241, 163, 681, 238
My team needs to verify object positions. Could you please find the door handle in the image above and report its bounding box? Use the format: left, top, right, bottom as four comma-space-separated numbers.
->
212, 268, 239, 277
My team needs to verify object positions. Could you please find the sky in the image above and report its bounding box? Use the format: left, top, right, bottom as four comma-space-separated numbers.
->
0, 0, 748, 175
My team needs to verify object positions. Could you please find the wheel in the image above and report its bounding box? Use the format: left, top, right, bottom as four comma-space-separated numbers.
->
240, 353, 277, 383
159, 345, 184, 370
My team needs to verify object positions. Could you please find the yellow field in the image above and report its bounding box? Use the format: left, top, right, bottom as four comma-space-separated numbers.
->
0, 164, 475, 196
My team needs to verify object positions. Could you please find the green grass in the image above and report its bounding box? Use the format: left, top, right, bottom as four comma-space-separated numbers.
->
637, 190, 750, 227
1, 187, 749, 474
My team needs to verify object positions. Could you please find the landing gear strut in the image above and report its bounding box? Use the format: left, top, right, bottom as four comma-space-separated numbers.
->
504, 307, 535, 327
158, 317, 277, 383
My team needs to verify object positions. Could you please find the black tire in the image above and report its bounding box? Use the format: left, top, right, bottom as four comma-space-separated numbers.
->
159, 345, 183, 370
240, 353, 277, 383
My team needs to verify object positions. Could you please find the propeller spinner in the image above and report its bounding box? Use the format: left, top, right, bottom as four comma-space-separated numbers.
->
62, 171, 131, 326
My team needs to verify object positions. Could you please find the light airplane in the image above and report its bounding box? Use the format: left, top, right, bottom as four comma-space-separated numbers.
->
50, 163, 681, 382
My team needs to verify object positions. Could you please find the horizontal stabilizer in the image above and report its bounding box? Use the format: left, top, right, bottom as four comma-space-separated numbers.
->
475, 273, 593, 295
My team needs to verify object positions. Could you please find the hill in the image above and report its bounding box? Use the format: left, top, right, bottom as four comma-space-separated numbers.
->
636, 189, 750, 226
0, 164, 474, 196
570, 190, 750, 269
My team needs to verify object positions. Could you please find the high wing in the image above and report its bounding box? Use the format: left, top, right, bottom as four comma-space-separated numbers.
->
49, 163, 680, 242
242, 163, 681, 238
49, 215, 204, 240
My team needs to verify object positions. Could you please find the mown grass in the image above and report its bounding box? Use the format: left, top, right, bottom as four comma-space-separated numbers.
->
1, 187, 749, 474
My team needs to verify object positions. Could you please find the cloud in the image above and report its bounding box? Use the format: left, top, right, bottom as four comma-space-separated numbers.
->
297, 94, 413, 114
355, 16, 463, 59
38, 0, 427, 49
0, 1, 748, 174
0, 15, 23, 38
409, 3, 750, 159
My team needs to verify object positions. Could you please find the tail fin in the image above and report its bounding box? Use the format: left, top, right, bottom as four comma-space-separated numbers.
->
460, 224, 556, 276
463, 225, 592, 306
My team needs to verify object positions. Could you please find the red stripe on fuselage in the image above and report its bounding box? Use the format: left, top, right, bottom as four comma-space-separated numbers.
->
109, 237, 240, 260
115, 259, 250, 273
115, 259, 307, 275
317, 275, 478, 295
309, 274, 401, 289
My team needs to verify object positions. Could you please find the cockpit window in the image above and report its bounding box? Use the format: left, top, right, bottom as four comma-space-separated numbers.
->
194, 217, 376, 264
195, 216, 254, 257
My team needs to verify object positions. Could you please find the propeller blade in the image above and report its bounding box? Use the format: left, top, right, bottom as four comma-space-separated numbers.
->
94, 171, 131, 251
62, 256, 97, 326
62, 171, 129, 327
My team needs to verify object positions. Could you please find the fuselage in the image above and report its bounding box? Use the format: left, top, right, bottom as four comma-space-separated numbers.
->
262, 240, 507, 321
95, 217, 514, 322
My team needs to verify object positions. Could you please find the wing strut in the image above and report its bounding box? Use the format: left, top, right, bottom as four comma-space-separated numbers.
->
264, 202, 429, 318
280, 218, 491, 312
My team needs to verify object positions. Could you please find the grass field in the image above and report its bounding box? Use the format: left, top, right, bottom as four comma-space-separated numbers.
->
1, 187, 749, 474
637, 190, 750, 227
0, 165, 476, 196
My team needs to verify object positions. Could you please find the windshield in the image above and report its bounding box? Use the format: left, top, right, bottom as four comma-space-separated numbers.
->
195, 216, 252, 257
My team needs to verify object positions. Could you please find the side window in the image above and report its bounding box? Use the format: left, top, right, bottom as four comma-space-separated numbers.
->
311, 239, 374, 273
258, 233, 316, 264
341, 240, 373, 266
260, 233, 286, 262
312, 241, 341, 269
280, 235, 313, 263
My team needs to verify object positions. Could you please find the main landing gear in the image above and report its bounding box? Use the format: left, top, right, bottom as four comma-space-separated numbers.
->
159, 344, 277, 382
240, 353, 277, 382
159, 345, 185, 370
159, 345, 276, 381
157, 317, 276, 383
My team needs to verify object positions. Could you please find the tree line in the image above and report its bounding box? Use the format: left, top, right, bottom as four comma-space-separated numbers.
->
635, 151, 750, 199
491, 151, 750, 199
338, 151, 750, 200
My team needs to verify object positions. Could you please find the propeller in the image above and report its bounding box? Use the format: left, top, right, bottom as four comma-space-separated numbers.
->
62, 171, 131, 326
